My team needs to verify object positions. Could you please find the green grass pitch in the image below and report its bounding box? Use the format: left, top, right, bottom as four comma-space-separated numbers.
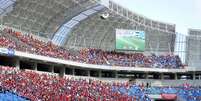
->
116, 36, 145, 51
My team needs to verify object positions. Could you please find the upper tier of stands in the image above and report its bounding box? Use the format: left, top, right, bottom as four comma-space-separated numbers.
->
0, 28, 183, 69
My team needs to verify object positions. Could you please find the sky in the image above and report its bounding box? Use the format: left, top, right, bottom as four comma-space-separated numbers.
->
112, 0, 201, 35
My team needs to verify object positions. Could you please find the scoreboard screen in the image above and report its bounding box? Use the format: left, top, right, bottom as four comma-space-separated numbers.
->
116, 29, 145, 51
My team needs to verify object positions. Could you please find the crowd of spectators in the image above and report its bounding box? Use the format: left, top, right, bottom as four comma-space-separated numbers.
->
0, 36, 16, 49
0, 66, 201, 101
0, 28, 184, 69
3, 28, 71, 59
0, 66, 150, 101
79, 49, 183, 68
145, 85, 201, 101
177, 86, 201, 101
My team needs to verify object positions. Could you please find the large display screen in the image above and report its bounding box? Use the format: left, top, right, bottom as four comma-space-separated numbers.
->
116, 29, 145, 51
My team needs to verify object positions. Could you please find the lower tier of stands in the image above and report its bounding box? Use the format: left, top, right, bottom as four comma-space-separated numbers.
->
0, 66, 151, 101
0, 66, 201, 101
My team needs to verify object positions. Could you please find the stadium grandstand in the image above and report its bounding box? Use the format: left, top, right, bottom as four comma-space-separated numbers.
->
0, 0, 201, 101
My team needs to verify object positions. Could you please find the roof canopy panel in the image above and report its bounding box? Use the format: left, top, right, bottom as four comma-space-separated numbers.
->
0, 0, 16, 15
1, 0, 97, 38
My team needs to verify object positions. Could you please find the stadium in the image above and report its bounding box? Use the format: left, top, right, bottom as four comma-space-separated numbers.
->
0, 0, 200, 101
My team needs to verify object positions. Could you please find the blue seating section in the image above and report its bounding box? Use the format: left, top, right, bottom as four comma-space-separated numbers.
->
177, 87, 201, 101
112, 85, 151, 101
0, 91, 28, 101
145, 87, 161, 95
144, 87, 201, 101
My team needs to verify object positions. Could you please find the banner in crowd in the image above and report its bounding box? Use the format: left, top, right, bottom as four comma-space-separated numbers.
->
0, 48, 15, 56
116, 29, 145, 51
